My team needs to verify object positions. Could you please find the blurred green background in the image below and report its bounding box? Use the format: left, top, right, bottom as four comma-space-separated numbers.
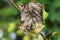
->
0, 0, 60, 40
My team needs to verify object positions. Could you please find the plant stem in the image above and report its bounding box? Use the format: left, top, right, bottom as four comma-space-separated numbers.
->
8, 0, 20, 11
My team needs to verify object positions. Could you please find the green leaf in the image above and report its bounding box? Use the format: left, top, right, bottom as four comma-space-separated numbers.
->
7, 22, 16, 32
43, 8, 49, 20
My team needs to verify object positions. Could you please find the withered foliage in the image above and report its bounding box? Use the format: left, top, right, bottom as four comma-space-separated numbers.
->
19, 2, 44, 34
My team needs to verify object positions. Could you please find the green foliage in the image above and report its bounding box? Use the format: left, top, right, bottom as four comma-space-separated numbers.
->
7, 22, 16, 32
16, 29, 24, 36
0, 6, 18, 16
16, 0, 30, 4
43, 8, 48, 20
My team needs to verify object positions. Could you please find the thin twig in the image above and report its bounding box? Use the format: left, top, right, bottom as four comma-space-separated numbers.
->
8, 0, 20, 11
